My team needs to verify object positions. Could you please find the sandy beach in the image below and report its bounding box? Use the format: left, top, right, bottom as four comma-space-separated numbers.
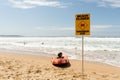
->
0, 52, 120, 80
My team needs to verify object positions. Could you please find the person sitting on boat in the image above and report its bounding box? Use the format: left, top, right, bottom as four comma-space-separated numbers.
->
58, 52, 63, 58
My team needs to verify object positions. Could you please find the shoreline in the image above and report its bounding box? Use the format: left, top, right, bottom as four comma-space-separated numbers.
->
0, 51, 120, 80
1, 49, 120, 67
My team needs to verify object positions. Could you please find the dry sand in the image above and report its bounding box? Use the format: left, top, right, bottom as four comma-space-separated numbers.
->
0, 52, 120, 80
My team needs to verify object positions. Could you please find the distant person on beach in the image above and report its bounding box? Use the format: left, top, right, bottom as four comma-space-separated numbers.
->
41, 42, 44, 45
58, 52, 63, 58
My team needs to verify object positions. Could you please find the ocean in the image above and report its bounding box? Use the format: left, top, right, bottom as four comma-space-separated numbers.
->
0, 37, 120, 67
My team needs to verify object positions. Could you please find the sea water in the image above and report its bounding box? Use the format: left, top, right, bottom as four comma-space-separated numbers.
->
0, 37, 120, 67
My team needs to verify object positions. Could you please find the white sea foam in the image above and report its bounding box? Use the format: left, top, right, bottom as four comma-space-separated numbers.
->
0, 37, 120, 67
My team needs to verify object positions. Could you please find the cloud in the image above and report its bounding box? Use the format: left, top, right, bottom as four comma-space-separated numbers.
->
36, 26, 74, 31
36, 25, 112, 31
92, 25, 112, 29
9, 0, 35, 9
8, 0, 66, 9
98, 0, 120, 8
80, 0, 120, 8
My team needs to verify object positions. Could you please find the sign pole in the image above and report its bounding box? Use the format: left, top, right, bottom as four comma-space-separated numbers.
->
82, 35, 84, 79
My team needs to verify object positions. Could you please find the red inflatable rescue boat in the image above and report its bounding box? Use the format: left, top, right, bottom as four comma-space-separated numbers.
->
51, 56, 69, 65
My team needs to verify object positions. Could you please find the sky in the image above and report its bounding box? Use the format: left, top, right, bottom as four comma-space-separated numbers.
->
0, 0, 120, 37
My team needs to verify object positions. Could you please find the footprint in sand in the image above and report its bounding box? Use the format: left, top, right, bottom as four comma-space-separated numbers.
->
72, 73, 89, 80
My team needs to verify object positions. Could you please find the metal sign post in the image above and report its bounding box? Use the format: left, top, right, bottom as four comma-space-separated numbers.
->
82, 35, 84, 79
75, 13, 90, 80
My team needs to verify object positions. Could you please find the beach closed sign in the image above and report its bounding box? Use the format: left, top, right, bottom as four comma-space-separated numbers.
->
75, 14, 90, 35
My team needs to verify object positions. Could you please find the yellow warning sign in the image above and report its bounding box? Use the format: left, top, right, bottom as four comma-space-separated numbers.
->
75, 14, 90, 35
